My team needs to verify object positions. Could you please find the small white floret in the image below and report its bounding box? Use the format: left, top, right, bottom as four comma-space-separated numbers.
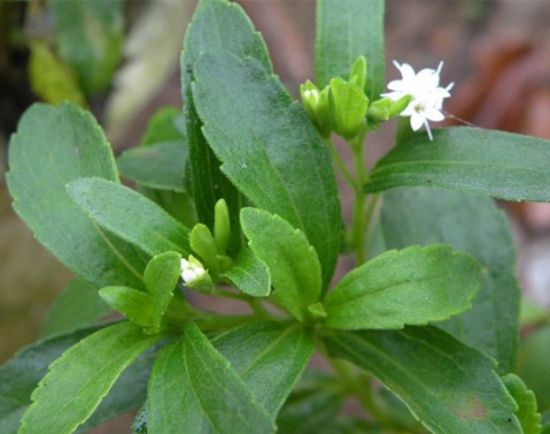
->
180, 258, 206, 284
382, 61, 454, 140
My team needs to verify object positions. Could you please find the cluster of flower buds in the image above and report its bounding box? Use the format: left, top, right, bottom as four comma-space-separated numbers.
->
179, 199, 234, 294
301, 56, 453, 141
301, 56, 410, 141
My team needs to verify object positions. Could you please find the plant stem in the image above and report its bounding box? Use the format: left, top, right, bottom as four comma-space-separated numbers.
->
323, 136, 358, 191
362, 193, 380, 261
350, 133, 368, 265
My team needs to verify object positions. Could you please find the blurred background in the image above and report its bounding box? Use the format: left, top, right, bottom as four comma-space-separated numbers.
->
1, 0, 550, 431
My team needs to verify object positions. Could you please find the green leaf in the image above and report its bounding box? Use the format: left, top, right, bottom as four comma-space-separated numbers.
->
50, 0, 123, 94
140, 187, 197, 228
276, 372, 344, 434
323, 244, 480, 330
28, 41, 86, 107
0, 326, 157, 434
140, 107, 184, 146
240, 208, 322, 321
19, 322, 160, 434
213, 321, 314, 417
315, 0, 385, 100
99, 286, 154, 327
518, 326, 550, 411
117, 142, 187, 192
147, 322, 274, 434
40, 279, 111, 338
221, 248, 271, 297
143, 251, 182, 324
323, 326, 522, 434
503, 373, 542, 434
364, 127, 550, 202
190, 4, 342, 286
67, 177, 190, 257
7, 103, 145, 289
379, 187, 520, 373
181, 0, 246, 256
0, 327, 98, 434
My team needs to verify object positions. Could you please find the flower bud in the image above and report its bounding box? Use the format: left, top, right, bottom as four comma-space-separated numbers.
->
190, 223, 219, 272
300, 80, 332, 137
349, 55, 367, 91
180, 256, 214, 293
214, 199, 230, 254
329, 77, 369, 139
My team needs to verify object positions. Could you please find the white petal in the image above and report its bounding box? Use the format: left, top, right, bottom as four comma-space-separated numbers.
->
416, 69, 440, 89
426, 108, 445, 122
182, 269, 196, 283
387, 79, 408, 92
381, 91, 405, 101
400, 104, 416, 117
399, 62, 416, 81
410, 113, 425, 131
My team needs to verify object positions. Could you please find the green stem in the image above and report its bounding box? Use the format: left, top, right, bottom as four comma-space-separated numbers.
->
362, 193, 380, 261
350, 133, 368, 265
323, 136, 358, 191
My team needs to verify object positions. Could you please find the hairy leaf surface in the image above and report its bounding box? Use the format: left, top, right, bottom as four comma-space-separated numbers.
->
241, 208, 322, 321
365, 127, 550, 202
7, 103, 145, 289
191, 7, 341, 285
41, 279, 110, 338
18, 323, 159, 434
323, 244, 480, 330
67, 177, 190, 257
118, 141, 187, 192
213, 321, 314, 417
380, 187, 520, 373
221, 248, 271, 297
315, 0, 385, 99
324, 327, 522, 434
147, 322, 274, 434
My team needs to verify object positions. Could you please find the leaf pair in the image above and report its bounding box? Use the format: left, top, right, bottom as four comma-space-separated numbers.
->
100, 251, 181, 331
148, 320, 315, 433
1, 319, 314, 434
241, 207, 481, 331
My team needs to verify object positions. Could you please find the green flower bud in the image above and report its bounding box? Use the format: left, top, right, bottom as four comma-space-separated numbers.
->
300, 80, 332, 137
388, 94, 412, 117
214, 199, 230, 254
190, 223, 219, 273
180, 255, 214, 294
349, 55, 367, 91
367, 95, 412, 129
329, 77, 369, 139
367, 98, 391, 123
307, 302, 327, 320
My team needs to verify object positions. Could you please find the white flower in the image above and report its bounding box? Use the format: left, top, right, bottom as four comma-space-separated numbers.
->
382, 61, 454, 140
180, 258, 206, 284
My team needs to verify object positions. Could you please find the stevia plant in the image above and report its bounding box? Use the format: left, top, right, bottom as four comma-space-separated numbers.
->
1, 0, 550, 433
